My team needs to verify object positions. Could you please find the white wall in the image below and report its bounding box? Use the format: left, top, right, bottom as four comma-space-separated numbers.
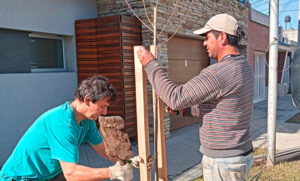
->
283, 29, 298, 43
0, 73, 77, 165
0, 0, 97, 36
0, 0, 97, 166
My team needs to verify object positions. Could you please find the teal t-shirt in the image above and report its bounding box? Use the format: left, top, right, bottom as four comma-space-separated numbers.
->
0, 102, 102, 181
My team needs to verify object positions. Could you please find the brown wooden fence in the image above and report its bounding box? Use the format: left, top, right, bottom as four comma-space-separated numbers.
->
75, 15, 142, 138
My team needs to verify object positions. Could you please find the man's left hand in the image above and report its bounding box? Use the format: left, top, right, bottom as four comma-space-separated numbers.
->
129, 155, 153, 172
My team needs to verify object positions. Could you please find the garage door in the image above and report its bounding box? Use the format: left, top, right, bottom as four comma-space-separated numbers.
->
167, 36, 209, 130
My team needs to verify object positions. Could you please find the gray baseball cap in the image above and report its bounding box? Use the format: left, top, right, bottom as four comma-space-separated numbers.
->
193, 14, 238, 36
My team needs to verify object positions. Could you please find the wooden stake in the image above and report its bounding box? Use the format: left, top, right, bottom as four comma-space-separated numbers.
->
157, 99, 168, 180
150, 45, 168, 180
134, 46, 151, 181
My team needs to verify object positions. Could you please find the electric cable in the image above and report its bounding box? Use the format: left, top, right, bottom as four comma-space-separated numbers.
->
264, 36, 295, 72
259, 0, 297, 13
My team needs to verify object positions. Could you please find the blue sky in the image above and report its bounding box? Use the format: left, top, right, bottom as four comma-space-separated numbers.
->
249, 0, 299, 30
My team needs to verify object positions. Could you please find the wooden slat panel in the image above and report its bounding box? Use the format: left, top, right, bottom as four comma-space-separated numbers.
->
77, 55, 97, 59
76, 41, 97, 46
125, 114, 136, 120
78, 72, 122, 77
75, 29, 97, 34
125, 121, 137, 126
122, 39, 142, 45
124, 72, 134, 76
122, 26, 142, 33
77, 48, 98, 53
122, 46, 134, 51
121, 16, 141, 26
96, 38, 121, 45
96, 33, 120, 39
75, 20, 96, 28
98, 52, 122, 58
75, 15, 142, 138
96, 15, 119, 25
76, 35, 97, 41
78, 61, 99, 65
122, 32, 142, 38
98, 46, 121, 51
123, 58, 134, 63
97, 59, 121, 64
96, 27, 119, 33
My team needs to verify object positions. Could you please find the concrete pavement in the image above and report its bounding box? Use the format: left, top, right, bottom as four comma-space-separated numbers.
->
251, 95, 300, 151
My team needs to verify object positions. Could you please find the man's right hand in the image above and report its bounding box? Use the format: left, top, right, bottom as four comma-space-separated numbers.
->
137, 46, 155, 67
109, 161, 133, 181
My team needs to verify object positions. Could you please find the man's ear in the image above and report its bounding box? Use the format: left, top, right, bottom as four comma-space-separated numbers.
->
83, 96, 90, 106
219, 32, 228, 45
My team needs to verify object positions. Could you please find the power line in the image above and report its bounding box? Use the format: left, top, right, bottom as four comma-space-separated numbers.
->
260, 0, 298, 12
252, 0, 269, 9
279, 9, 300, 12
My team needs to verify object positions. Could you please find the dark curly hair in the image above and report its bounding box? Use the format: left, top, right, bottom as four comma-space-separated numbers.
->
75, 75, 116, 104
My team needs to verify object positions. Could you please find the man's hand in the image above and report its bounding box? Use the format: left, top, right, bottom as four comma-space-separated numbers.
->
129, 155, 153, 172
137, 46, 155, 67
166, 106, 184, 115
109, 161, 133, 181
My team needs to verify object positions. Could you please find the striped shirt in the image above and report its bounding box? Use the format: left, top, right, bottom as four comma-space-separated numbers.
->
144, 55, 254, 158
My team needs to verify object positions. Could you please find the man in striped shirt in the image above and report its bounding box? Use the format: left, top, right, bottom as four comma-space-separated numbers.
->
137, 14, 254, 181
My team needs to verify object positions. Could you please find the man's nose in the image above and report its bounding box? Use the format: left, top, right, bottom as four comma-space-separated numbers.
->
203, 41, 207, 46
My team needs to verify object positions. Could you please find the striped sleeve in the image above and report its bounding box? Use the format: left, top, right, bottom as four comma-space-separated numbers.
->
144, 60, 221, 110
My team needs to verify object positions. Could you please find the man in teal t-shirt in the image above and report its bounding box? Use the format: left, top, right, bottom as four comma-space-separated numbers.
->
0, 75, 134, 181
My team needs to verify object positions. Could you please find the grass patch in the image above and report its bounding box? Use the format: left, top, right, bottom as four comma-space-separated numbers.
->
286, 113, 300, 124
249, 157, 300, 181
253, 147, 267, 156
194, 176, 203, 181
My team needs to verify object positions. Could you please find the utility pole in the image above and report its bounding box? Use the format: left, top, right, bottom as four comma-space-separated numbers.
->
298, 0, 300, 45
267, 0, 279, 166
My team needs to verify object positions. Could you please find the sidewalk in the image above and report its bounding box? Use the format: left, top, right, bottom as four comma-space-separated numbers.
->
78, 94, 300, 180
252, 95, 300, 151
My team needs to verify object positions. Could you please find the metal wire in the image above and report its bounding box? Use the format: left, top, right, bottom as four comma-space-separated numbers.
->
248, 137, 268, 181
264, 36, 295, 72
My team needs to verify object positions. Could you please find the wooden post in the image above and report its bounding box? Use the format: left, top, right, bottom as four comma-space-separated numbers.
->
150, 45, 168, 180
134, 46, 151, 181
157, 99, 168, 180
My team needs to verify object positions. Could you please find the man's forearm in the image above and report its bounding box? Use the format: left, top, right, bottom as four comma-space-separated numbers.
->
92, 143, 118, 162
60, 161, 110, 181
